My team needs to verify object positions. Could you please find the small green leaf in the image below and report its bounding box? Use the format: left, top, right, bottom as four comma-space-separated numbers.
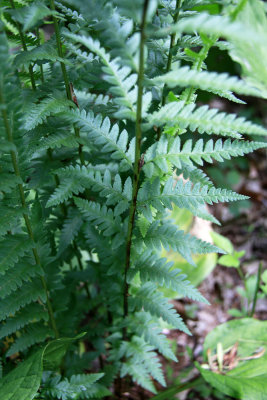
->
210, 231, 233, 254
218, 254, 240, 268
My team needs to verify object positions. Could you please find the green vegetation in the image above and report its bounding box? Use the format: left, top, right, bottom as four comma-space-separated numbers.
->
0, 0, 267, 398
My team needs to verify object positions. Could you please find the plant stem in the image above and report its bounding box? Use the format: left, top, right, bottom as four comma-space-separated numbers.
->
36, 29, 44, 83
230, 0, 248, 20
162, 0, 182, 107
152, 376, 203, 399
49, 0, 85, 166
157, 0, 181, 140
9, 0, 36, 90
250, 262, 262, 317
0, 87, 59, 339
123, 0, 150, 333
184, 35, 216, 104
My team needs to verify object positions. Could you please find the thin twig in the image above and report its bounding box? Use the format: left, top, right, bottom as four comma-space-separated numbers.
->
123, 0, 150, 337
250, 261, 263, 317
157, 0, 182, 140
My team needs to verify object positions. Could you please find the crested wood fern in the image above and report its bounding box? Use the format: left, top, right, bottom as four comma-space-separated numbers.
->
0, 0, 266, 398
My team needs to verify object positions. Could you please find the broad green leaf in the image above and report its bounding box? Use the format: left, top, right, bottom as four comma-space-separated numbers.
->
0, 349, 44, 400
0, 334, 86, 400
198, 318, 267, 400
43, 332, 86, 370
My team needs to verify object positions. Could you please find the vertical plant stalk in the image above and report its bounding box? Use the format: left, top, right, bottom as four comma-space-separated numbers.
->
49, 0, 85, 166
250, 262, 262, 317
123, 0, 150, 328
157, 0, 182, 139
9, 0, 36, 90
0, 87, 59, 339
184, 35, 217, 104
162, 0, 182, 107
36, 28, 44, 83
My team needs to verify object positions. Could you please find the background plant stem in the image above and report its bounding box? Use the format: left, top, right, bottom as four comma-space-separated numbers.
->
250, 262, 262, 317
123, 0, 150, 333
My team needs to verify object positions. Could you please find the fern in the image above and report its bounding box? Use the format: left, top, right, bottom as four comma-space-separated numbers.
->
153, 65, 264, 99
0, 0, 266, 397
146, 101, 267, 138
143, 136, 267, 176
64, 109, 135, 171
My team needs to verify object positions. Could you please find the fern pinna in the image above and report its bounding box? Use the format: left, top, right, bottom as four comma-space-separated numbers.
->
0, 0, 266, 397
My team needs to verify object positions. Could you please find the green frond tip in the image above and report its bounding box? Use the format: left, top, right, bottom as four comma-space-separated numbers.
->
0, 234, 33, 275
23, 97, 74, 131
14, 42, 68, 68
45, 373, 110, 399
145, 101, 267, 138
74, 197, 125, 248
63, 31, 138, 119
120, 336, 165, 391
143, 136, 267, 175
48, 166, 132, 215
129, 311, 177, 361
153, 66, 263, 99
132, 250, 209, 303
63, 109, 135, 170
129, 282, 191, 335
135, 220, 222, 267
137, 178, 248, 223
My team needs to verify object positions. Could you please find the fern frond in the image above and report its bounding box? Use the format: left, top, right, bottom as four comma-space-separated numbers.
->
64, 31, 138, 119
0, 280, 46, 320
49, 167, 132, 215
121, 361, 156, 394
130, 311, 177, 361
121, 336, 165, 387
63, 109, 135, 171
135, 221, 220, 266
0, 303, 48, 339
137, 177, 247, 222
143, 136, 267, 176
74, 198, 125, 249
58, 209, 83, 254
153, 66, 263, 98
0, 234, 33, 274
23, 97, 74, 131
160, 12, 255, 48
14, 42, 67, 68
6, 323, 53, 357
0, 258, 41, 298
0, 207, 24, 238
179, 163, 213, 188
131, 250, 208, 302
13, 1, 55, 32
45, 373, 110, 399
145, 101, 267, 138
129, 283, 191, 334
